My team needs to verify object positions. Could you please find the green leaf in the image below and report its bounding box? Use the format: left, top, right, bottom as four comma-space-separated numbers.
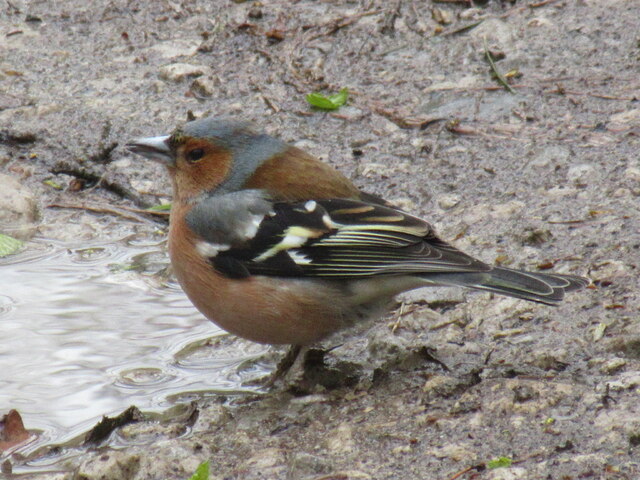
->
147, 203, 172, 212
306, 88, 349, 110
188, 461, 209, 480
0, 233, 24, 257
328, 88, 348, 107
306, 93, 339, 110
487, 457, 513, 469
43, 179, 63, 190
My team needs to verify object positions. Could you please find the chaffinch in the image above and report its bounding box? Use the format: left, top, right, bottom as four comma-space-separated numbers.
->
127, 117, 589, 346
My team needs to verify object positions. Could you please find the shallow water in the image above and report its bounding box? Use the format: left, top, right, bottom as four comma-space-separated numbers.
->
0, 235, 269, 472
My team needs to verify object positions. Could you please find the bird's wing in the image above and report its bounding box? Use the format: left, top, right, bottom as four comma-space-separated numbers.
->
189, 195, 491, 279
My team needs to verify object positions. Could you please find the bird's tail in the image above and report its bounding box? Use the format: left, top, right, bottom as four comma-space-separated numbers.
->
470, 267, 590, 305
422, 267, 590, 305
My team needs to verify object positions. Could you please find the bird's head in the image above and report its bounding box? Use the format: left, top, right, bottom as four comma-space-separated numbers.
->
127, 117, 287, 203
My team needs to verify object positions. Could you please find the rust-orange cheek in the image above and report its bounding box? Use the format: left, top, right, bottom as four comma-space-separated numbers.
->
173, 141, 232, 201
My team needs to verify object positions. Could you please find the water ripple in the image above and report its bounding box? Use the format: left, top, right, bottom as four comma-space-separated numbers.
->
0, 236, 268, 473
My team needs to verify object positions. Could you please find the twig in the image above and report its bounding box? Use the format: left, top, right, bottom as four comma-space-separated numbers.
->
261, 94, 280, 112
547, 219, 588, 225
118, 205, 170, 217
530, 0, 561, 8
372, 104, 443, 129
433, 0, 472, 4
483, 37, 515, 94
439, 19, 484, 37
445, 464, 485, 480
446, 120, 481, 135
306, 8, 384, 40
545, 87, 636, 101
51, 161, 145, 205
47, 203, 165, 223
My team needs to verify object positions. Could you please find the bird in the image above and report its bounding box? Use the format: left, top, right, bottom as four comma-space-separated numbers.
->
127, 116, 589, 347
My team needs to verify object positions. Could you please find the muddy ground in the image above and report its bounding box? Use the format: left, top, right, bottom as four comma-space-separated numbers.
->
1, 0, 639, 479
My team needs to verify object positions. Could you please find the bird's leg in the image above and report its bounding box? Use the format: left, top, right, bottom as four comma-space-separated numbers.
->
262, 345, 304, 388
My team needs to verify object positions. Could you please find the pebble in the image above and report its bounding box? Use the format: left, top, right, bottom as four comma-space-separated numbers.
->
529, 145, 569, 169
159, 63, 211, 83
426, 443, 477, 461
600, 358, 627, 375
77, 451, 141, 480
324, 423, 354, 453
590, 259, 628, 281
469, 18, 515, 49
191, 76, 217, 96
609, 108, 640, 126
567, 164, 595, 185
624, 166, 640, 183
333, 106, 364, 122
487, 468, 528, 480
149, 39, 200, 59
0, 173, 39, 240
603, 371, 640, 391
242, 447, 285, 469
436, 193, 460, 210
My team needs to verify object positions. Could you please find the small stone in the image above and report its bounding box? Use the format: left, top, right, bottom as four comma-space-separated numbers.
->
567, 164, 595, 185
436, 193, 460, 210
149, 39, 200, 59
469, 18, 515, 48
350, 136, 374, 148
77, 451, 141, 480
605, 371, 640, 391
242, 447, 284, 470
379, 117, 400, 134
325, 424, 354, 453
512, 384, 539, 403
334, 106, 364, 121
544, 185, 578, 197
247, 7, 263, 19
0, 173, 39, 240
529, 145, 569, 168
289, 453, 331, 477
427, 444, 477, 461
590, 259, 628, 282
487, 468, 528, 480
159, 63, 211, 83
389, 197, 416, 212
624, 167, 640, 183
600, 358, 627, 375
459, 8, 483, 20
391, 444, 413, 455
609, 109, 640, 126
612, 187, 631, 198
532, 350, 567, 371
607, 335, 640, 359
490, 200, 525, 219
528, 16, 554, 28
422, 375, 460, 398
191, 76, 217, 96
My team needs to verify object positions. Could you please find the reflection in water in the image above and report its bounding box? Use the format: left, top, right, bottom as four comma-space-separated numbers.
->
0, 236, 269, 471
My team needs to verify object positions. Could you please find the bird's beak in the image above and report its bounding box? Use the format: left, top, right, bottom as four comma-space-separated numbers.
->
126, 135, 174, 166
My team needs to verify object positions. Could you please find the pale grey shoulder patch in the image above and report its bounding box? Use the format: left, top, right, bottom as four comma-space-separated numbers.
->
186, 190, 273, 246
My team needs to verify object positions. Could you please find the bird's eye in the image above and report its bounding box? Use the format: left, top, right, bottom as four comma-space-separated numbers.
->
186, 148, 204, 163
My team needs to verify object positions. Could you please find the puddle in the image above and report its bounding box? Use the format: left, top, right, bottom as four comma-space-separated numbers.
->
0, 235, 270, 473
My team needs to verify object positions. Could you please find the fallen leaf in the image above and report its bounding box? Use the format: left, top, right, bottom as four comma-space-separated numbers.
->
0, 410, 31, 452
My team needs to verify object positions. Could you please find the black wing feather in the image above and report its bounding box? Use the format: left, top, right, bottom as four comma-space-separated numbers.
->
206, 198, 491, 279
